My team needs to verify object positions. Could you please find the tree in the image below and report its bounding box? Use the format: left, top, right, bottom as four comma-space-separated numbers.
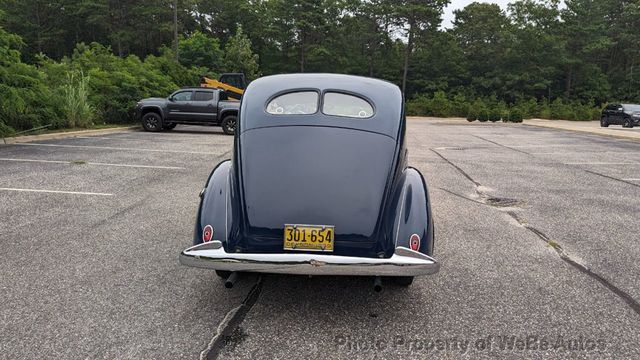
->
306, 0, 398, 77
386, 0, 449, 94
503, 0, 565, 101
1, 0, 638, 121
561, 0, 612, 102
451, 2, 509, 96
265, 0, 330, 73
178, 31, 224, 72
409, 31, 467, 95
223, 25, 260, 80
0, 0, 67, 59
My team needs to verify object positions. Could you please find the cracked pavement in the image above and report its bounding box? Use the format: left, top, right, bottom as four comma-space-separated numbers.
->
1, 120, 640, 359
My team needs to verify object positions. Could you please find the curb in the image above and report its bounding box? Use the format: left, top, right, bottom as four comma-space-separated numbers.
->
523, 119, 640, 142
1, 126, 139, 145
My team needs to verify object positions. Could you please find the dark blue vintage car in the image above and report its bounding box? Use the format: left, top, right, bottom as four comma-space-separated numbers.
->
179, 74, 439, 289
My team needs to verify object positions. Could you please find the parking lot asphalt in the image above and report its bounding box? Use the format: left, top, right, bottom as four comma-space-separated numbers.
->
1, 120, 639, 359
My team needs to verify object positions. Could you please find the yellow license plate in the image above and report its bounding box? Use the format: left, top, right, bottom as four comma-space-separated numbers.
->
284, 224, 334, 252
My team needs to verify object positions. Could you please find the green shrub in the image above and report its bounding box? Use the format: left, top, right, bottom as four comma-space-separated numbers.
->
406, 94, 430, 116
429, 91, 452, 117
60, 43, 181, 123
0, 27, 61, 132
539, 103, 551, 119
401, 93, 600, 123
0, 120, 15, 137
145, 48, 203, 87
570, 108, 580, 120
502, 110, 509, 122
478, 108, 489, 122
466, 110, 477, 122
514, 98, 538, 118
489, 108, 501, 122
508, 109, 523, 123
406, 91, 452, 117
550, 98, 572, 120
572, 106, 589, 121
452, 93, 470, 117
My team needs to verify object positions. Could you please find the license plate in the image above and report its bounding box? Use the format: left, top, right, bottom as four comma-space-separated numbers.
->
284, 224, 334, 252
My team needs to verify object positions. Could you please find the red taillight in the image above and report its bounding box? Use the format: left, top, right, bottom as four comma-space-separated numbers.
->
409, 234, 420, 251
203, 225, 214, 242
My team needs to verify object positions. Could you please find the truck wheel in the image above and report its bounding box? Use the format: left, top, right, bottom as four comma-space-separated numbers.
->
600, 117, 609, 127
221, 115, 237, 135
163, 123, 177, 131
142, 113, 163, 132
623, 118, 633, 128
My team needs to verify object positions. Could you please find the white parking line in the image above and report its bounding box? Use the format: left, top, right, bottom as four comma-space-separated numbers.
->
565, 162, 639, 165
623, 178, 640, 181
510, 144, 582, 148
15, 143, 218, 155
0, 158, 185, 170
75, 135, 219, 142
531, 151, 634, 155
0, 188, 113, 196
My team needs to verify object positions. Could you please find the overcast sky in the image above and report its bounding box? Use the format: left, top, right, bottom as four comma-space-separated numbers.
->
441, 0, 512, 28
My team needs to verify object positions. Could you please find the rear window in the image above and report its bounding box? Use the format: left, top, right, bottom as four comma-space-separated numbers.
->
266, 91, 318, 115
323, 92, 374, 118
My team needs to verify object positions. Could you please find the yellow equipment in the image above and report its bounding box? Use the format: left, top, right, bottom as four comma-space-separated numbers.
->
200, 73, 247, 101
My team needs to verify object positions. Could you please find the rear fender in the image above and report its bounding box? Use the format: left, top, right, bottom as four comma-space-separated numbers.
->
387, 167, 435, 256
194, 160, 232, 246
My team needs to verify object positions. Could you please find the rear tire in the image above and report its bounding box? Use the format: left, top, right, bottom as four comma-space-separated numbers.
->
391, 276, 414, 286
221, 115, 237, 135
601, 117, 609, 127
142, 112, 163, 132
623, 118, 633, 128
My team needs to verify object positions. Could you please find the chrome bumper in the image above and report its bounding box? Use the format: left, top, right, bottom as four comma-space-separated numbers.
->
179, 241, 440, 276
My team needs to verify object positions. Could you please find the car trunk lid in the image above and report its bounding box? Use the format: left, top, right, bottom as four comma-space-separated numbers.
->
236, 126, 396, 257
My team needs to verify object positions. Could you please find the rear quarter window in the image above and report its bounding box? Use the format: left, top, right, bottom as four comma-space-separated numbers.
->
322, 92, 374, 118
266, 91, 318, 115
194, 91, 214, 101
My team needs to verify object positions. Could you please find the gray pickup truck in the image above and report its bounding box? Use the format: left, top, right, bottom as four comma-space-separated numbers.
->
135, 87, 240, 135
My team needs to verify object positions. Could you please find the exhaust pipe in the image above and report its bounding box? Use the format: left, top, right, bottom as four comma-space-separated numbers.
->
373, 276, 382, 293
225, 272, 239, 289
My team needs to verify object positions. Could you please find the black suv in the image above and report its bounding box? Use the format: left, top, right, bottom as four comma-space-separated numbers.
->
135, 88, 240, 135
601, 103, 640, 128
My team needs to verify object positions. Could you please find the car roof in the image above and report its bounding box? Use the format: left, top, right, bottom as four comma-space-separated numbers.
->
239, 73, 403, 139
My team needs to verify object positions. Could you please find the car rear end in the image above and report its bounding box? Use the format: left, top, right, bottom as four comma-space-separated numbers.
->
179, 74, 440, 278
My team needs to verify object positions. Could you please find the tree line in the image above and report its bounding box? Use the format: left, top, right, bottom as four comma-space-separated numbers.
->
1, 0, 639, 135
